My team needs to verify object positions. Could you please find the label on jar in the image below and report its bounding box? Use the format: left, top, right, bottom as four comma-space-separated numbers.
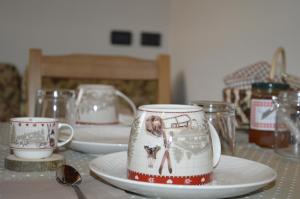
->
250, 99, 275, 131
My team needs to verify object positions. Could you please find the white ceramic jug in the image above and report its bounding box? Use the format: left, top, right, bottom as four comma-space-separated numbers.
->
127, 104, 221, 185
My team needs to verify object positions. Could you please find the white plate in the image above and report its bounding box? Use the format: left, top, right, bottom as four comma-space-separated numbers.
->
67, 115, 132, 154
89, 151, 277, 199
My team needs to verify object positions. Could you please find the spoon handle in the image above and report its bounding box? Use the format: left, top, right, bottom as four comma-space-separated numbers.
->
72, 184, 87, 199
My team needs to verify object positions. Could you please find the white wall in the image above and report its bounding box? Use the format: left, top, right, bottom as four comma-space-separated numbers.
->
170, 0, 300, 103
1, 0, 300, 104
0, 0, 170, 73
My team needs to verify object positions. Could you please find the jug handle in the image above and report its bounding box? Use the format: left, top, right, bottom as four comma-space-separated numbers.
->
208, 122, 221, 167
75, 87, 84, 106
116, 90, 137, 115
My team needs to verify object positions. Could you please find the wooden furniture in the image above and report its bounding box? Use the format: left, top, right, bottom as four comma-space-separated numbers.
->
27, 48, 171, 116
0, 64, 21, 121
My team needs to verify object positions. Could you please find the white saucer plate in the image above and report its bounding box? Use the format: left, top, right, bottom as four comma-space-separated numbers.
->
89, 151, 277, 199
66, 115, 132, 154
68, 124, 130, 154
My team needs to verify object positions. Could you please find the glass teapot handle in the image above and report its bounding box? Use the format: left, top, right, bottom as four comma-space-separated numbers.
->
75, 87, 84, 106
116, 90, 137, 115
208, 122, 221, 167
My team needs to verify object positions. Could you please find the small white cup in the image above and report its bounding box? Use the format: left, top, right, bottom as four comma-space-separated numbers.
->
75, 84, 136, 125
9, 117, 74, 159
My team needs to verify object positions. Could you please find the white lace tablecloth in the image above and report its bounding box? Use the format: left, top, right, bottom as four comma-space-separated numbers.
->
0, 123, 299, 199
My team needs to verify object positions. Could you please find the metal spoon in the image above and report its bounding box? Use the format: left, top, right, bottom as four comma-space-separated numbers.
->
56, 164, 87, 199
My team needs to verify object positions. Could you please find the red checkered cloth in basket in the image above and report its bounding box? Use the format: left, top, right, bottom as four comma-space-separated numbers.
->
224, 61, 280, 89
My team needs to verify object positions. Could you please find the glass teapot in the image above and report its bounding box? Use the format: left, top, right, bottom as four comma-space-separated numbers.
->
75, 84, 136, 125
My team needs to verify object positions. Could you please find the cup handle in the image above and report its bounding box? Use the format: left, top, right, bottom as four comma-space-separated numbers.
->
57, 123, 74, 147
116, 90, 137, 115
208, 122, 221, 167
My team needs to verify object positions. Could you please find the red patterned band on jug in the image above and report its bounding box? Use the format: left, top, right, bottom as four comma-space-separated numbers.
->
127, 170, 212, 185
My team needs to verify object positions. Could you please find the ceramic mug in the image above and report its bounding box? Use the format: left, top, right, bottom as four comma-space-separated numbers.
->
75, 84, 136, 125
127, 104, 221, 185
9, 117, 74, 159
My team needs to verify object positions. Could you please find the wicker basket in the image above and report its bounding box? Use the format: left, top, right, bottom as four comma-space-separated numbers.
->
223, 47, 288, 129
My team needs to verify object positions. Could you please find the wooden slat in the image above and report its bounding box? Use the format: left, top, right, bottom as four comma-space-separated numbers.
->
157, 54, 171, 103
42, 54, 153, 64
41, 55, 158, 79
42, 62, 158, 79
28, 49, 42, 116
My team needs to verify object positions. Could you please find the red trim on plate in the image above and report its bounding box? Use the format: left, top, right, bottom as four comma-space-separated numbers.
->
76, 121, 119, 125
11, 120, 57, 123
10, 147, 53, 150
138, 109, 201, 114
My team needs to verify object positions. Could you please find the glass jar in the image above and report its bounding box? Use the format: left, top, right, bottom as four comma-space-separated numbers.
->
35, 89, 76, 125
274, 91, 300, 160
192, 101, 236, 155
249, 82, 289, 148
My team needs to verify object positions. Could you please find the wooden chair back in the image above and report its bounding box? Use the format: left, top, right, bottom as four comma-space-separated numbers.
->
27, 48, 171, 116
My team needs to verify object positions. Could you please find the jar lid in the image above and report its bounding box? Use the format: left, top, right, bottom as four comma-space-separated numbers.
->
191, 101, 235, 113
278, 90, 300, 104
252, 82, 289, 90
